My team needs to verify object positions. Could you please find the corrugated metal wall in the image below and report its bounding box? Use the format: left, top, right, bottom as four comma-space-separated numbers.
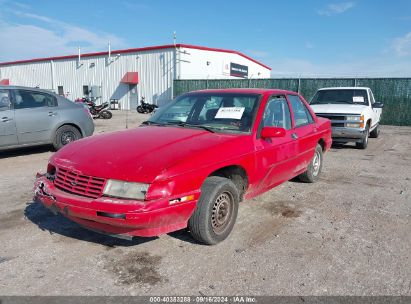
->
173, 78, 411, 126
0, 48, 175, 109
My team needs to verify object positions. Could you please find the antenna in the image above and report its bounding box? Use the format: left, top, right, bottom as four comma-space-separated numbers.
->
173, 31, 177, 46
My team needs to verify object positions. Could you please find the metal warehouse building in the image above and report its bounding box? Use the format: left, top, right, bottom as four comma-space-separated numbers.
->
0, 44, 271, 109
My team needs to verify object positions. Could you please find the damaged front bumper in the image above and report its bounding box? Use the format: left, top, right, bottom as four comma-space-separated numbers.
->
34, 174, 198, 239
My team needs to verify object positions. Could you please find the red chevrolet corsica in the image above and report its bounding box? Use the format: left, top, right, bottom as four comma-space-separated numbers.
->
34, 89, 332, 245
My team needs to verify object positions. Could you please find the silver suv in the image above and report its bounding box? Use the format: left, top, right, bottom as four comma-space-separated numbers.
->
0, 86, 94, 151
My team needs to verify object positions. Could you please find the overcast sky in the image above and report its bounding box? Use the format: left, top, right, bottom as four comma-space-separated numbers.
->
0, 0, 410, 77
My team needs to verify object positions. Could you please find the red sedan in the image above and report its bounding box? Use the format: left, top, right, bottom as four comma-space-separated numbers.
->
34, 89, 332, 245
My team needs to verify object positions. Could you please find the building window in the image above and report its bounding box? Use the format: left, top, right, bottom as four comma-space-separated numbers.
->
83, 85, 89, 96
57, 86, 64, 96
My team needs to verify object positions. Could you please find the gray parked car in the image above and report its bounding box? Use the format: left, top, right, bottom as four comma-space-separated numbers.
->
0, 86, 94, 151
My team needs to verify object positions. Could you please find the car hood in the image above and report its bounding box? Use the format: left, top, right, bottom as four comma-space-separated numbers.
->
310, 104, 367, 115
51, 126, 245, 183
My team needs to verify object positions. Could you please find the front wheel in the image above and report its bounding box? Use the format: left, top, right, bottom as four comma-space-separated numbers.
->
53, 125, 82, 150
100, 110, 112, 119
137, 106, 144, 113
188, 176, 239, 245
298, 144, 323, 183
356, 125, 369, 149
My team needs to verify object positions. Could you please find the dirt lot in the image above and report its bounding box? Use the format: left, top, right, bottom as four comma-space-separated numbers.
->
0, 111, 410, 296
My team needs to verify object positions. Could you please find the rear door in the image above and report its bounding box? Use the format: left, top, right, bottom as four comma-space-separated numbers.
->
255, 95, 299, 191
287, 94, 318, 173
0, 89, 18, 148
13, 89, 59, 145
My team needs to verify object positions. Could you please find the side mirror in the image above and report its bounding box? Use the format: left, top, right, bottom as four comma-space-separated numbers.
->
373, 102, 384, 108
261, 127, 286, 139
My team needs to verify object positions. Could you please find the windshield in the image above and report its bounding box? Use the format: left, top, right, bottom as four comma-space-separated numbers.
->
310, 89, 369, 106
147, 93, 261, 133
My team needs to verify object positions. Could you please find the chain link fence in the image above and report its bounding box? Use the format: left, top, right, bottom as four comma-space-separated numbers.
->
173, 78, 411, 126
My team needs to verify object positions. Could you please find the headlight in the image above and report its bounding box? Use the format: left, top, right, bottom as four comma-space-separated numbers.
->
346, 115, 364, 128
103, 179, 149, 200
346, 115, 361, 121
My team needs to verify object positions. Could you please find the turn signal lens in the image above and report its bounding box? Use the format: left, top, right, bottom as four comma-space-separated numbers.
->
359, 115, 365, 128
169, 195, 195, 205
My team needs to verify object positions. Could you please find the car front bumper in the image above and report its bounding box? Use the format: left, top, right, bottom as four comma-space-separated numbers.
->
331, 127, 366, 142
34, 175, 198, 239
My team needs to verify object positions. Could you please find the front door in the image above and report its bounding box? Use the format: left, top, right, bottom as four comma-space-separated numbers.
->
129, 84, 138, 110
0, 89, 18, 148
254, 95, 298, 193
369, 89, 382, 128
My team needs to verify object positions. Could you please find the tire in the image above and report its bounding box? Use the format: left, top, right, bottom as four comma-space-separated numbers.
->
137, 106, 144, 113
369, 124, 379, 138
100, 110, 112, 119
188, 176, 239, 245
356, 125, 369, 149
53, 125, 82, 150
298, 144, 323, 183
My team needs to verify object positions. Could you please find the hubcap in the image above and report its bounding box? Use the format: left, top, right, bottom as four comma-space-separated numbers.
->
312, 150, 321, 176
211, 192, 233, 234
61, 131, 76, 145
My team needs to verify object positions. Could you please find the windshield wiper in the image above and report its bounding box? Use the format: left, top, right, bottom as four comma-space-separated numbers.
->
175, 122, 215, 133
141, 121, 167, 126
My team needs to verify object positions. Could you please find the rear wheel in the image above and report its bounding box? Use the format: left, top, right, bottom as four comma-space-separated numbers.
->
356, 125, 369, 149
298, 144, 323, 183
53, 125, 82, 150
188, 176, 239, 245
369, 124, 379, 138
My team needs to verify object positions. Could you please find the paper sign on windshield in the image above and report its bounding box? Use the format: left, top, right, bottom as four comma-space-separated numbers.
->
353, 96, 364, 103
215, 107, 245, 120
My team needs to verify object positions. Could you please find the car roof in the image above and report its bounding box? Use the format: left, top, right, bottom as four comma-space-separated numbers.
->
0, 85, 56, 94
318, 87, 370, 90
188, 88, 298, 95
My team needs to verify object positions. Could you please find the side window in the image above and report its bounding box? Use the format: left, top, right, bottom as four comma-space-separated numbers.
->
14, 90, 56, 109
0, 90, 11, 111
288, 95, 313, 127
262, 97, 292, 130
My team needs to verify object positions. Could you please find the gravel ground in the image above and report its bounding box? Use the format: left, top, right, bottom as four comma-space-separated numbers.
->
0, 111, 410, 296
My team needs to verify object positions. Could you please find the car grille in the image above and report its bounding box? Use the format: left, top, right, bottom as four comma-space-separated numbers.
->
316, 113, 346, 127
54, 167, 106, 199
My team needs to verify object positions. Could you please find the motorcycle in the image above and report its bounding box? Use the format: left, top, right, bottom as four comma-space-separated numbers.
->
78, 97, 112, 119
137, 97, 158, 114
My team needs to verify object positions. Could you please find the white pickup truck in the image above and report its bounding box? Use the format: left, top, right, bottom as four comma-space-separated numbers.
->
309, 87, 384, 149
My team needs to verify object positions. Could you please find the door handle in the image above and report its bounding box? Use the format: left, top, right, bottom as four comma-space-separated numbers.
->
48, 111, 57, 116
291, 133, 298, 140
1, 117, 12, 122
